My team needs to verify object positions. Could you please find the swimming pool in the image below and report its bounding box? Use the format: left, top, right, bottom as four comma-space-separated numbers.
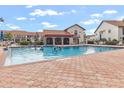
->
4, 46, 122, 66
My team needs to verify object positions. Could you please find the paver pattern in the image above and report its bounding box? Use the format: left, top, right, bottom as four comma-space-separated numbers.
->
0, 48, 124, 87
0, 47, 4, 65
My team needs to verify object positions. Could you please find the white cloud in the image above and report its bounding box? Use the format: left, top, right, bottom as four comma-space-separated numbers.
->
71, 10, 76, 13
25, 5, 33, 8
25, 5, 39, 8
89, 10, 118, 21
16, 17, 27, 20
6, 24, 20, 29
58, 12, 65, 15
29, 18, 36, 21
89, 28, 96, 34
16, 17, 35, 21
103, 10, 118, 14
41, 22, 58, 28
30, 9, 64, 16
81, 19, 100, 25
37, 29, 43, 32
61, 10, 76, 15
29, 9, 76, 17
91, 13, 102, 18
81, 20, 94, 25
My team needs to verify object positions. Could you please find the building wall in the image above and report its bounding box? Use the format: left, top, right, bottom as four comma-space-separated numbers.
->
95, 22, 119, 41
69, 37, 73, 44
86, 35, 95, 41
118, 27, 124, 42
66, 25, 85, 44
3, 32, 42, 43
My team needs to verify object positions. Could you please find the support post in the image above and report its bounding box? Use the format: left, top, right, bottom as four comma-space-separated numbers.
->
44, 37, 47, 45
61, 37, 64, 45
53, 37, 55, 45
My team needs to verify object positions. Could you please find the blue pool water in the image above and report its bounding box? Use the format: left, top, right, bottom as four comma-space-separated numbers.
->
4, 46, 121, 66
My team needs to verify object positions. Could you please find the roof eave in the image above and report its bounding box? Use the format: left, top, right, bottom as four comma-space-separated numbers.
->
64, 24, 86, 31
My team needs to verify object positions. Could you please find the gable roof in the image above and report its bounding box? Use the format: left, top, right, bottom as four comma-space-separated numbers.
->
64, 24, 86, 31
94, 20, 124, 33
42, 30, 74, 37
105, 20, 124, 27
43, 30, 67, 35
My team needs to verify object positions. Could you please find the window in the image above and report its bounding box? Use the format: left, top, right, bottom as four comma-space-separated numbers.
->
108, 29, 111, 33
123, 37, 124, 41
74, 30, 78, 35
108, 38, 111, 41
123, 28, 124, 35
120, 37, 122, 40
100, 34, 102, 40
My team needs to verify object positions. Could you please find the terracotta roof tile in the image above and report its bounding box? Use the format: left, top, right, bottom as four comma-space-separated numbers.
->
42, 30, 74, 37
43, 30, 72, 35
105, 20, 124, 27
0, 30, 43, 36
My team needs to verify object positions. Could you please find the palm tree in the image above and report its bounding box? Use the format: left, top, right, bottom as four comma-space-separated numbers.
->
0, 17, 4, 23
0, 17, 4, 42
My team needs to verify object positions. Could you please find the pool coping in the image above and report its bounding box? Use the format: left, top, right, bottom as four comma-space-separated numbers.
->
83, 44, 124, 48
2, 47, 124, 68
0, 47, 7, 66
9, 44, 124, 48
2, 44, 124, 67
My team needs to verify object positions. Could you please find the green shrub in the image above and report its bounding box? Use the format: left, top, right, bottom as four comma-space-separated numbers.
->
87, 40, 94, 44
100, 38, 107, 42
105, 39, 119, 45
19, 41, 31, 45
34, 41, 44, 45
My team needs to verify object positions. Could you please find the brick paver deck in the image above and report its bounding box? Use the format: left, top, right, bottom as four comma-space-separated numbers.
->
0, 47, 4, 65
0, 48, 124, 87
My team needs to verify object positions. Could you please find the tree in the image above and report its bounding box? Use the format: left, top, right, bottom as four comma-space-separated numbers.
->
4, 33, 13, 41
0, 17, 4, 23
0, 17, 4, 41
122, 19, 124, 22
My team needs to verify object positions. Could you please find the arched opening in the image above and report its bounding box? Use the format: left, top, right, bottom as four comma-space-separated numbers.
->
64, 38, 69, 45
55, 38, 62, 45
46, 38, 53, 45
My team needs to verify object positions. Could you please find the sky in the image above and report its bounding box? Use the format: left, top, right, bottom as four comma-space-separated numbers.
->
0, 5, 124, 35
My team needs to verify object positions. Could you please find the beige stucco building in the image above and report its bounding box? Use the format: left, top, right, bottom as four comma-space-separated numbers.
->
0, 24, 86, 45
0, 30, 43, 42
95, 20, 124, 43
86, 35, 95, 41
42, 24, 86, 45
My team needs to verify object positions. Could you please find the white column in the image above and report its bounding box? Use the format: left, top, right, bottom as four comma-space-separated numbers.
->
26, 36, 28, 41
53, 37, 55, 45
61, 37, 64, 45
69, 37, 73, 45
44, 37, 47, 45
